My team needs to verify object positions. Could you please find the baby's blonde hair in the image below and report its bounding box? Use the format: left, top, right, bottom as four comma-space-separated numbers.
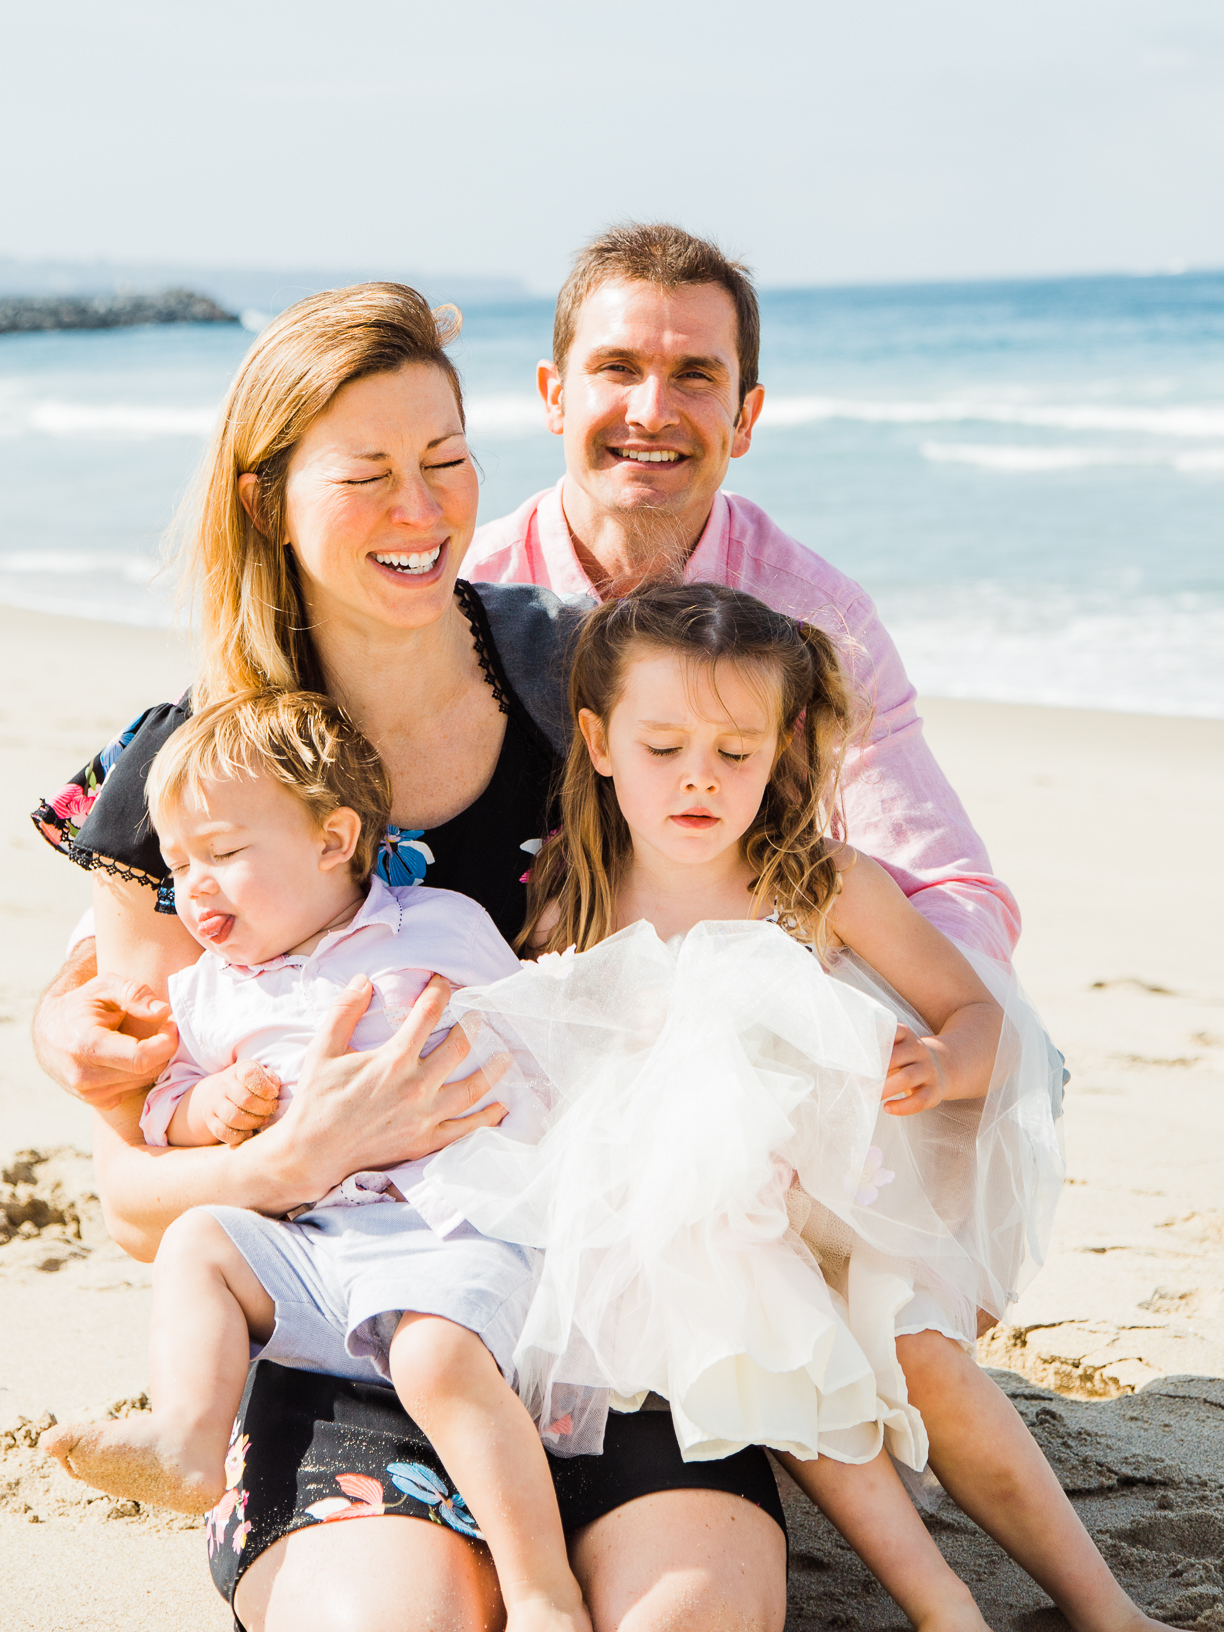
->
146, 690, 391, 884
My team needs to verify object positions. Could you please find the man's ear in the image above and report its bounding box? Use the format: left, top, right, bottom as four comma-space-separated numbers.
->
237, 472, 260, 522
577, 709, 612, 776
538, 360, 565, 437
730, 384, 766, 461
318, 807, 362, 872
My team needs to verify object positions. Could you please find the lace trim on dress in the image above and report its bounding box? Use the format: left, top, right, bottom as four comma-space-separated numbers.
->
454, 579, 510, 716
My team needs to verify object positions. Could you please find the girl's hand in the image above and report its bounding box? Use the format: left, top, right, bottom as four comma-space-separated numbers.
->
257, 974, 510, 1202
167, 1060, 282, 1148
882, 1024, 948, 1116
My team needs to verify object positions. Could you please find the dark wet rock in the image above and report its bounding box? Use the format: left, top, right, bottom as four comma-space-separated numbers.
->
0, 289, 238, 332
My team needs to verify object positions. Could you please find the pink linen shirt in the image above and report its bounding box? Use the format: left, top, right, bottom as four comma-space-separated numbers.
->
139, 880, 532, 1196
465, 480, 1020, 964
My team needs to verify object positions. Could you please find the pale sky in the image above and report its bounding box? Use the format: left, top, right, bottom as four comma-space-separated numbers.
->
3, 0, 1223, 292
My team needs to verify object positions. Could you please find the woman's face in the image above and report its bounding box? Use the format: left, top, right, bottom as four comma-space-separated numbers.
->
280, 363, 479, 636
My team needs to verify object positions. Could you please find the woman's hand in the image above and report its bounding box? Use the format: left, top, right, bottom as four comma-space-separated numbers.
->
881, 1024, 948, 1117
33, 943, 179, 1111
257, 973, 509, 1202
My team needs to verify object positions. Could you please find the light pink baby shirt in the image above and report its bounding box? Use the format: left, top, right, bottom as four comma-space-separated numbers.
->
465, 480, 1020, 964
140, 880, 528, 1196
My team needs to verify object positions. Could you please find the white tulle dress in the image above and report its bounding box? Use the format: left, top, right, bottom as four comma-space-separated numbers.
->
408, 919, 1064, 1470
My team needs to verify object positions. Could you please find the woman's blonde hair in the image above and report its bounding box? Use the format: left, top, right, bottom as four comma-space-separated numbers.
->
146, 689, 392, 885
521, 583, 865, 957
176, 282, 463, 707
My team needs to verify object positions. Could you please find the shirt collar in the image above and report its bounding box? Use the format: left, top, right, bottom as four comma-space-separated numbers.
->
212, 876, 403, 981
540, 479, 731, 598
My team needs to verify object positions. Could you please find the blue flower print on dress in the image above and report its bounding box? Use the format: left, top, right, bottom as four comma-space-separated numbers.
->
377, 826, 436, 889
97, 712, 145, 777
386, 1461, 485, 1539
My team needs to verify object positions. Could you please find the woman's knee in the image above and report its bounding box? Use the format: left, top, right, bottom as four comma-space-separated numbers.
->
572, 1490, 787, 1632
233, 1514, 503, 1632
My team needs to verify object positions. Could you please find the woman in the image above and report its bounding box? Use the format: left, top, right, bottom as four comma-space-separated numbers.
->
32, 284, 788, 1632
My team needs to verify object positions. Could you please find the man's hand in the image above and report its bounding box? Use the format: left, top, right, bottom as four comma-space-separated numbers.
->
881, 1023, 947, 1117
33, 945, 178, 1110
167, 1060, 282, 1148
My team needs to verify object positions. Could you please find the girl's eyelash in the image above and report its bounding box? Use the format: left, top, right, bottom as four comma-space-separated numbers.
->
646, 746, 680, 757
427, 457, 467, 470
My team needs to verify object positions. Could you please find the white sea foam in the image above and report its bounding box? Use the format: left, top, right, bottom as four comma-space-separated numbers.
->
880, 590, 1224, 719
921, 441, 1224, 474
758, 395, 1224, 438
21, 401, 218, 438
0, 550, 161, 583
464, 394, 547, 436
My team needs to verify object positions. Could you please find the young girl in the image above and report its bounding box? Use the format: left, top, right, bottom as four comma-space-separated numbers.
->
412, 583, 1164, 1632
44, 690, 592, 1632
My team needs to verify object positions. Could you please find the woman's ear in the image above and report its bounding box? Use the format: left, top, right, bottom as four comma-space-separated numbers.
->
237, 472, 260, 523
318, 807, 362, 872
577, 709, 612, 776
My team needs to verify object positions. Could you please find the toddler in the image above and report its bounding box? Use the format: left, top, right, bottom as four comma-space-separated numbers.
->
45, 689, 590, 1632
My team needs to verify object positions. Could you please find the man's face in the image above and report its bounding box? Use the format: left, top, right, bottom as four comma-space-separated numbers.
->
540, 279, 765, 541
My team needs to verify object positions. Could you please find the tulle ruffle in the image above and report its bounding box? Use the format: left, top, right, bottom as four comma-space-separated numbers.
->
410, 920, 1063, 1465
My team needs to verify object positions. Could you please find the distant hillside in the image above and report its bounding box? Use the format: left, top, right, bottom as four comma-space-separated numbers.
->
0, 289, 237, 333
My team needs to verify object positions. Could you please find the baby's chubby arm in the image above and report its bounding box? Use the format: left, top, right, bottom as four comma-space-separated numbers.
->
827, 849, 1004, 1118
165, 1060, 283, 1148
139, 991, 282, 1150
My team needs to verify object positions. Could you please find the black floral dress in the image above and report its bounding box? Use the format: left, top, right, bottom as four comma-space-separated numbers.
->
33, 581, 785, 1627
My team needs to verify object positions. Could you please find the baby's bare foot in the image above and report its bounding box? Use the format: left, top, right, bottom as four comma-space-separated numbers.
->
42, 1415, 225, 1514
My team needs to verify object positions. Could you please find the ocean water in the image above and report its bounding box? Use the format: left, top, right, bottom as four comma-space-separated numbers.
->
1, 272, 1222, 717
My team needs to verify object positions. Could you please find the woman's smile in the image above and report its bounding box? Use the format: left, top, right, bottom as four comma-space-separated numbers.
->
368, 539, 449, 585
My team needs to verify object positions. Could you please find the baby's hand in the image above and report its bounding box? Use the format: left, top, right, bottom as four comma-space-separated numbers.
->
881, 1024, 946, 1117
179, 1060, 282, 1147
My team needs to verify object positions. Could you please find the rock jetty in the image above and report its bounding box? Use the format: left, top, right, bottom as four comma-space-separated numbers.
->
0, 288, 238, 333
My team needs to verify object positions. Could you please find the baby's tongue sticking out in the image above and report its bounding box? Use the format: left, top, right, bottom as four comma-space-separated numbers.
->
197, 910, 235, 946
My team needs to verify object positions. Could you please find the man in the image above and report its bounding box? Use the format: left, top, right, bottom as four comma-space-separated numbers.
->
465, 222, 1018, 964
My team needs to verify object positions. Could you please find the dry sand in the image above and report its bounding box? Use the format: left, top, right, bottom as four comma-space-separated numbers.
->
1, 604, 1221, 1631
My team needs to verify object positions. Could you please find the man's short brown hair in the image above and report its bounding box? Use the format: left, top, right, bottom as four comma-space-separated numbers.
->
553, 223, 760, 406
146, 689, 392, 885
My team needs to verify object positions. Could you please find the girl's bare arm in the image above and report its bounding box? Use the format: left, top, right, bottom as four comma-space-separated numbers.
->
828, 850, 1003, 1114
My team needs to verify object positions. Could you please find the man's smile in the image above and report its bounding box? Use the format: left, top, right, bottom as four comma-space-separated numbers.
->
609, 447, 687, 464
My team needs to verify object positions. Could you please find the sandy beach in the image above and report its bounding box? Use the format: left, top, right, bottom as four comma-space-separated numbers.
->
1, 603, 1221, 1631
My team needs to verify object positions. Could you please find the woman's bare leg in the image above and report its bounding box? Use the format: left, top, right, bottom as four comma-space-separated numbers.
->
43, 1210, 271, 1511
777, 1449, 989, 1632
234, 1515, 505, 1632
390, 1313, 590, 1632
569, 1489, 787, 1632
899, 1331, 1168, 1632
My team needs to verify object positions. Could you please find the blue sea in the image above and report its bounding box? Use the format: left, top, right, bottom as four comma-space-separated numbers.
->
2, 271, 1222, 717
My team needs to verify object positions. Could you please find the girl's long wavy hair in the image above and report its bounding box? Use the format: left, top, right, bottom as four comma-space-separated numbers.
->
173, 282, 464, 708
521, 583, 866, 957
